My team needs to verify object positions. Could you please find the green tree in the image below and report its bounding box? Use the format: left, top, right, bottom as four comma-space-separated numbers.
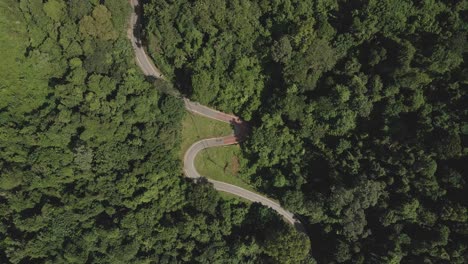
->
43, 0, 66, 22
263, 229, 311, 264
79, 5, 118, 41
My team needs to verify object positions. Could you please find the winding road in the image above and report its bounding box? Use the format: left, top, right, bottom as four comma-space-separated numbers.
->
128, 0, 304, 229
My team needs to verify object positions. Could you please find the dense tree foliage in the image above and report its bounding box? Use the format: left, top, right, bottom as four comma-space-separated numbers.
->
145, 0, 467, 263
0, 0, 308, 263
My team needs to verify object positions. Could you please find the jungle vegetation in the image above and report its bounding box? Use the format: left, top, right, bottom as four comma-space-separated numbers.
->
0, 0, 308, 263
144, 0, 467, 263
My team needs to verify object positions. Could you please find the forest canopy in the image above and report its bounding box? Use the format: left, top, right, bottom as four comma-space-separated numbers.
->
0, 0, 308, 263
144, 0, 467, 263
0, 0, 466, 263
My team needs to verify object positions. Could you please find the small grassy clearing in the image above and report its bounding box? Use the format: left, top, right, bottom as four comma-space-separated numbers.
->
181, 112, 256, 193
194, 145, 256, 192
180, 112, 232, 158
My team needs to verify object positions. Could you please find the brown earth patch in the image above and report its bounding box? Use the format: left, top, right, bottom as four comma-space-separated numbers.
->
230, 156, 239, 176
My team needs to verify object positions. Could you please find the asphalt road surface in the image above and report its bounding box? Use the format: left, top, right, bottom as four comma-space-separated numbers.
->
128, 0, 304, 229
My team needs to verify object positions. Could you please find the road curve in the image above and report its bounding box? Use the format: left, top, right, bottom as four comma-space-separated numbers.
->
127, 0, 164, 79
128, 0, 304, 229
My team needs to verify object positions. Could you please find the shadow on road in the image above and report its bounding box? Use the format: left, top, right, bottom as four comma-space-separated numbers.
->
229, 118, 250, 142
132, 3, 144, 48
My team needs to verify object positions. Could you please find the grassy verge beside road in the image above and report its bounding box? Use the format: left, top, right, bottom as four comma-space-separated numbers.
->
195, 145, 256, 192
181, 112, 255, 192
180, 112, 232, 158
